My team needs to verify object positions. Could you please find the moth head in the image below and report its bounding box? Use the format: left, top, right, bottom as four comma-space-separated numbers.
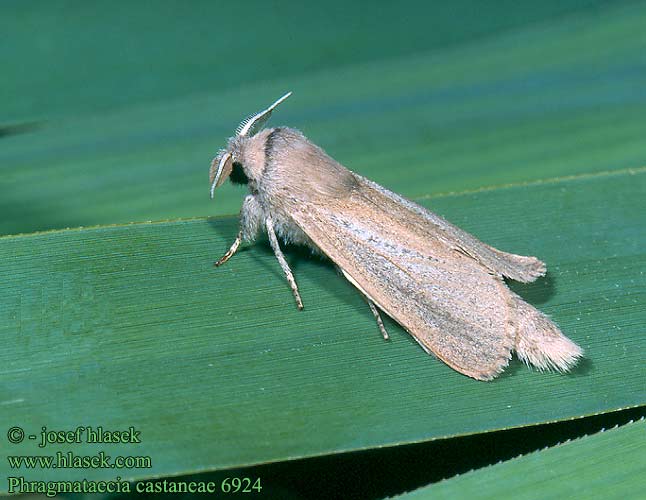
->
209, 91, 292, 198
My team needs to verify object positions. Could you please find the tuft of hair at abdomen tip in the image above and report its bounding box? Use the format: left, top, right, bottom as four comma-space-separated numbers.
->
508, 291, 584, 372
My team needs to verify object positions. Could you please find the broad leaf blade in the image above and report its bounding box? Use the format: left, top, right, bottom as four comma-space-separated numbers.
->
1, 3, 646, 236
0, 1, 615, 123
1, 169, 644, 488
395, 419, 646, 499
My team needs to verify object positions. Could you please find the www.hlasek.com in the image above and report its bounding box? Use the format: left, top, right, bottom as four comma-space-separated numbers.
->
8, 451, 151, 469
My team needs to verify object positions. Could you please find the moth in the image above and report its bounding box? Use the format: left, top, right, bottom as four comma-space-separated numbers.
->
209, 92, 583, 381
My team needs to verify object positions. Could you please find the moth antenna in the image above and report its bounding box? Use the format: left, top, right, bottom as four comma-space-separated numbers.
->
236, 91, 292, 137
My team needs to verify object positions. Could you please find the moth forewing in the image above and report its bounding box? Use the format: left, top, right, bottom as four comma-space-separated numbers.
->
209, 93, 584, 381
288, 182, 516, 381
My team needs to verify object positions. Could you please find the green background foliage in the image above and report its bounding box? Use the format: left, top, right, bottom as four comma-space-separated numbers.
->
1, 1, 645, 498
395, 418, 646, 499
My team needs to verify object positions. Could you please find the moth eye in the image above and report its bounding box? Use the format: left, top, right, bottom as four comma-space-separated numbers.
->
230, 161, 249, 185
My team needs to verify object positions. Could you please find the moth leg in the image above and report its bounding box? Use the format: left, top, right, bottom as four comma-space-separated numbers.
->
215, 194, 263, 267
367, 299, 390, 340
214, 232, 241, 267
265, 215, 304, 310
336, 266, 390, 340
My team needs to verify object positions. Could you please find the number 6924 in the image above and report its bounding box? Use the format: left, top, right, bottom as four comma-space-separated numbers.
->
221, 477, 261, 493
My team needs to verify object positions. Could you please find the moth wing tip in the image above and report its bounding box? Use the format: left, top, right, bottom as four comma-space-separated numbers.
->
457, 350, 513, 382
529, 257, 547, 279
508, 256, 547, 283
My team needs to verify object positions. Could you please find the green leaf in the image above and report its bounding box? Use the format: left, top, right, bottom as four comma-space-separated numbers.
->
395, 419, 646, 499
2, 2, 646, 236
0, 0, 614, 123
1, 168, 644, 488
2, 1, 646, 495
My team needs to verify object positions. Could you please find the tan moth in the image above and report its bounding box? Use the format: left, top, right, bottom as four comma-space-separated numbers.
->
209, 92, 583, 381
